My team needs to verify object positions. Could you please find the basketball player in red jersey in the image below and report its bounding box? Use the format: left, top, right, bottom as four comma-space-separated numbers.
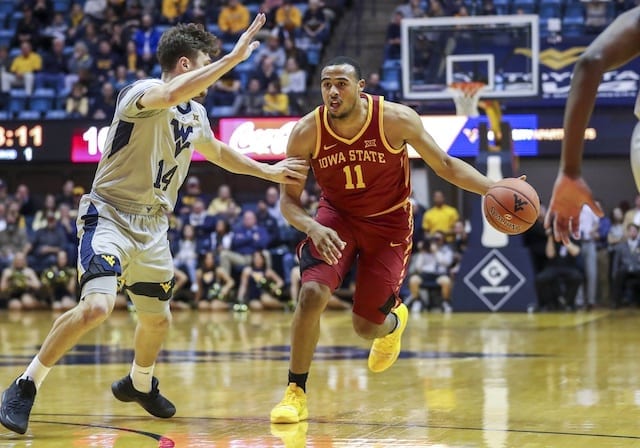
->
545, 8, 640, 242
270, 56, 495, 425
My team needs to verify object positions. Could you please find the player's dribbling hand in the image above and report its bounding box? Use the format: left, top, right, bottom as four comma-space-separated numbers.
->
307, 222, 346, 266
544, 173, 604, 245
230, 13, 266, 62
270, 157, 309, 185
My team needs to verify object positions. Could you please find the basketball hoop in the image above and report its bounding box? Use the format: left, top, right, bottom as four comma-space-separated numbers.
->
448, 82, 486, 117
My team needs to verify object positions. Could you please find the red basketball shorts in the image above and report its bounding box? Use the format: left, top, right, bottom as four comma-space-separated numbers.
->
299, 201, 413, 324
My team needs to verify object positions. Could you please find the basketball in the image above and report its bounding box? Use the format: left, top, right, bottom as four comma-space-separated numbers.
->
483, 178, 540, 235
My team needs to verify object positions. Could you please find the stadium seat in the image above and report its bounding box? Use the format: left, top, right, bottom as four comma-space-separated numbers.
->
8, 89, 28, 114
0, 29, 12, 48
17, 110, 41, 120
44, 110, 67, 119
563, 2, 585, 36
0, 0, 13, 16
210, 105, 236, 117
492, 0, 511, 15
30, 88, 56, 113
53, 0, 70, 13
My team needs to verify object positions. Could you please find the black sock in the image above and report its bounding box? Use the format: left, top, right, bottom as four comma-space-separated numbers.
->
288, 371, 308, 392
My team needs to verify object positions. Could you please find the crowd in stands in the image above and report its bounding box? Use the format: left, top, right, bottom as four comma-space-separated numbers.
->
0, 0, 346, 120
3, 175, 640, 314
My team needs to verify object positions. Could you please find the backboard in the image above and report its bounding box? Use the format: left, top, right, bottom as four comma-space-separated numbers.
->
401, 15, 539, 100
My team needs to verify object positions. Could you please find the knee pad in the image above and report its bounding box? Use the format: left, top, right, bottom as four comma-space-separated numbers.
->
79, 254, 122, 290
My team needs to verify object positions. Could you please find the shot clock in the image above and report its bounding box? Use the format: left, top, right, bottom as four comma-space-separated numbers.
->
0, 124, 44, 162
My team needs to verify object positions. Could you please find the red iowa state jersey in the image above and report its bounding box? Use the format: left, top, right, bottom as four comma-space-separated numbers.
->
310, 94, 411, 217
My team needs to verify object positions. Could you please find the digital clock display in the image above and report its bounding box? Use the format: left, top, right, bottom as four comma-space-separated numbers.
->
0, 124, 44, 162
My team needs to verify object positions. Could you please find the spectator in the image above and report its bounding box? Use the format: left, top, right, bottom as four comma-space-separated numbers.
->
611, 223, 640, 307
252, 55, 279, 90
280, 56, 306, 113
237, 250, 286, 310
40, 250, 77, 311
134, 14, 161, 73
255, 199, 281, 248
41, 12, 69, 47
256, 35, 287, 71
14, 184, 36, 220
524, 203, 549, 274
28, 210, 68, 273
90, 81, 117, 119
195, 251, 235, 311
0, 252, 41, 310
2, 41, 42, 96
65, 82, 90, 118
67, 3, 85, 43
0, 179, 9, 205
394, 0, 426, 18
607, 206, 626, 248
176, 175, 210, 216
385, 11, 403, 60
406, 233, 454, 312
265, 185, 286, 227
209, 218, 234, 255
364, 72, 386, 96
218, 0, 251, 41
234, 77, 266, 116
12, 6, 41, 49
210, 69, 242, 108
578, 203, 600, 310
422, 190, 459, 241
160, 0, 189, 24
124, 40, 142, 76
65, 41, 93, 92
263, 80, 289, 115
84, 0, 108, 22
623, 194, 640, 229
301, 0, 329, 44
32, 0, 54, 28
219, 210, 271, 277
56, 202, 78, 264
56, 180, 75, 208
38, 37, 67, 91
207, 184, 239, 219
275, 0, 303, 37
173, 224, 200, 286
182, 198, 216, 249
92, 40, 122, 85
112, 65, 132, 92
535, 233, 584, 311
32, 194, 58, 232
0, 202, 31, 271
283, 37, 309, 72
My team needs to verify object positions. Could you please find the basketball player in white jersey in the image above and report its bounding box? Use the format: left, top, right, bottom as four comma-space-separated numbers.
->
545, 7, 640, 242
0, 14, 307, 435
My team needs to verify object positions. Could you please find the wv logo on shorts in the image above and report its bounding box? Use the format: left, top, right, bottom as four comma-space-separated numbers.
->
160, 281, 173, 293
101, 255, 116, 267
171, 118, 193, 158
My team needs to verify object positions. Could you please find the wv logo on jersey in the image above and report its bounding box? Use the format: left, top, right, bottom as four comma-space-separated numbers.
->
171, 118, 193, 158
513, 194, 529, 212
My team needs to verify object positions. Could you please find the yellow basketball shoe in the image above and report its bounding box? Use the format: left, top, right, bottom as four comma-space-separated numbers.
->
367, 303, 409, 372
270, 421, 309, 448
270, 383, 308, 423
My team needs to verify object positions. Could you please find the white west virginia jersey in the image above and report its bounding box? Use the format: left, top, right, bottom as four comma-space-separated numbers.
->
91, 79, 214, 213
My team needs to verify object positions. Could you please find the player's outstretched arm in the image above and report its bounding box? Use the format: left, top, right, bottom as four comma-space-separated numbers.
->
392, 102, 493, 196
279, 115, 345, 265
197, 137, 308, 185
141, 14, 266, 109
543, 8, 639, 241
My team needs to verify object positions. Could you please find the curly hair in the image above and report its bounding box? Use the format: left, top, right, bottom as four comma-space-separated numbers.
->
156, 23, 221, 73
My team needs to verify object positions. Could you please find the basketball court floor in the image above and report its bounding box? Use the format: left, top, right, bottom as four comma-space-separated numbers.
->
1, 308, 640, 447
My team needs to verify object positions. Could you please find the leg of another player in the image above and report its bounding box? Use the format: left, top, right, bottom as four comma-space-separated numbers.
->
271, 281, 330, 424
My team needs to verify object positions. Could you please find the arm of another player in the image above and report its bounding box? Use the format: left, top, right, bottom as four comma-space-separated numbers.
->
140, 14, 266, 109
388, 102, 493, 196
196, 137, 309, 186
279, 115, 346, 265
546, 8, 640, 241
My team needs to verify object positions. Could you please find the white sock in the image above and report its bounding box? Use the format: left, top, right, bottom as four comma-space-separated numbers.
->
21, 356, 51, 389
130, 361, 154, 393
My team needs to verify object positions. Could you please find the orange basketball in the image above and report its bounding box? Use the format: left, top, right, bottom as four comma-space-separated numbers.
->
483, 178, 540, 235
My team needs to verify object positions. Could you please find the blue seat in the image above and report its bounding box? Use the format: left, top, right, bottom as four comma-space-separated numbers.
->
210, 105, 236, 117
17, 110, 41, 120
0, 1, 13, 16
30, 88, 56, 113
44, 109, 67, 119
563, 2, 585, 36
53, 0, 70, 13
0, 29, 12, 48
8, 88, 28, 114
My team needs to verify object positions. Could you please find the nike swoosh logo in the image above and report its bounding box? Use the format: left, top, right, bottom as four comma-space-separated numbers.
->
390, 242, 403, 247
323, 143, 338, 150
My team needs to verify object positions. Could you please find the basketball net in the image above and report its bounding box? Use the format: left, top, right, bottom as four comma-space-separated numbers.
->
448, 82, 486, 117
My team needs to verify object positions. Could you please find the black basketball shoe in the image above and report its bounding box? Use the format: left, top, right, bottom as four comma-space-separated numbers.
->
111, 375, 176, 418
0, 377, 37, 434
